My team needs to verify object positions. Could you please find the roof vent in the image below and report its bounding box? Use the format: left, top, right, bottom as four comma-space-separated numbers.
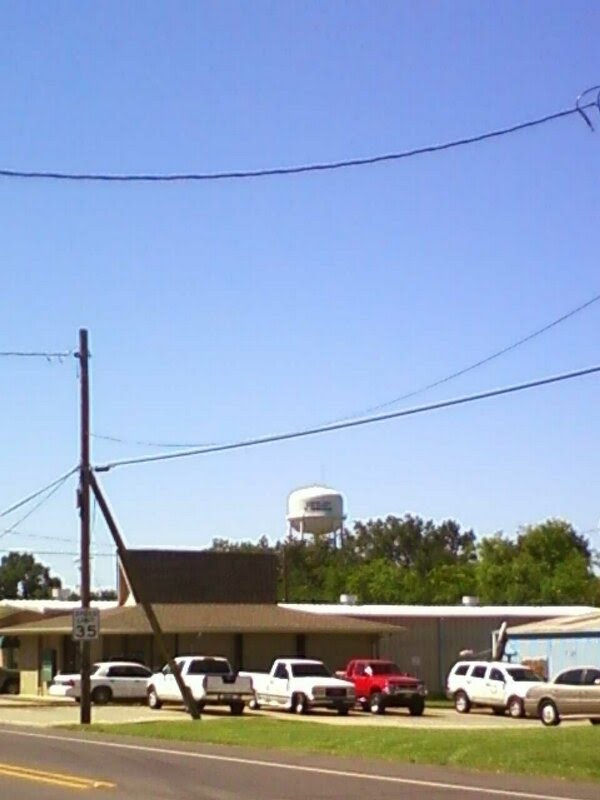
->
461, 595, 480, 607
339, 594, 357, 606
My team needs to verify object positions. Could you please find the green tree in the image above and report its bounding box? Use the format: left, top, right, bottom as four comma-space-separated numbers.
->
477, 520, 596, 604
0, 552, 62, 600
352, 514, 476, 574
476, 534, 518, 603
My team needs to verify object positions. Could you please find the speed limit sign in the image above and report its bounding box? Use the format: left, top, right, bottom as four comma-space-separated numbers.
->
72, 608, 100, 641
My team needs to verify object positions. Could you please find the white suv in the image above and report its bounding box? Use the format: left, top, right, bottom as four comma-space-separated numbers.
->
446, 660, 543, 718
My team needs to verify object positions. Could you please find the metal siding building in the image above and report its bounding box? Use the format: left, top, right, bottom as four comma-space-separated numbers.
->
507, 612, 600, 678
284, 604, 597, 694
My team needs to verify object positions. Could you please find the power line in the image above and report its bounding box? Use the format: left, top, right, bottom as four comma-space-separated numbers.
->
0, 350, 73, 360
92, 433, 216, 449
332, 289, 600, 421
0, 92, 598, 184
0, 466, 78, 518
0, 473, 75, 539
95, 363, 600, 472
0, 549, 114, 557
0, 528, 75, 544
93, 289, 600, 451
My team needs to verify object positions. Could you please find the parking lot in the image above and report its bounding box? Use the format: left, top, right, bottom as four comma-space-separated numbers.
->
0, 695, 573, 728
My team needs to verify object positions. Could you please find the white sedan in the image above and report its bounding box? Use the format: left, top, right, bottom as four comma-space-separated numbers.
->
49, 661, 153, 704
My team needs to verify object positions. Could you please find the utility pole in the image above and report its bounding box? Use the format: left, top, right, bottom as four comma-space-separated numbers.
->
89, 472, 200, 720
77, 328, 92, 724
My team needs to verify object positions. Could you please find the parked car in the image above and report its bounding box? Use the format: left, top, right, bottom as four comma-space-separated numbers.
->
0, 667, 20, 695
146, 656, 253, 715
242, 658, 355, 715
338, 659, 426, 715
446, 660, 543, 718
523, 665, 600, 726
48, 661, 153, 704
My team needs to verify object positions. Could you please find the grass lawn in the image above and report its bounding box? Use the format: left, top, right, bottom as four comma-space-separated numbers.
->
76, 717, 600, 783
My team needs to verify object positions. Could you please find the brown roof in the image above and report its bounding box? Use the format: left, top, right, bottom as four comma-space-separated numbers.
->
0, 608, 45, 626
0, 604, 400, 636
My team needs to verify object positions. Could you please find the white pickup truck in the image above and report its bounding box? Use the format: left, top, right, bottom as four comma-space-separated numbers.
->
242, 658, 355, 715
146, 656, 253, 715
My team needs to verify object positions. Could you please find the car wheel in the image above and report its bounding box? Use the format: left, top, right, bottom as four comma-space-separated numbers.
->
91, 686, 112, 705
409, 697, 425, 716
454, 690, 471, 714
369, 693, 386, 714
229, 701, 244, 715
147, 686, 162, 710
4, 679, 19, 696
294, 693, 308, 714
590, 718, 600, 726
337, 705, 350, 716
539, 700, 560, 726
507, 696, 524, 719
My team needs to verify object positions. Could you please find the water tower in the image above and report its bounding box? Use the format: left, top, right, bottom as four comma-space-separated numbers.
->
286, 485, 346, 547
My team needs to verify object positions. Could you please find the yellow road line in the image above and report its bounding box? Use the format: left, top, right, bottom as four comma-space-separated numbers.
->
0, 761, 114, 790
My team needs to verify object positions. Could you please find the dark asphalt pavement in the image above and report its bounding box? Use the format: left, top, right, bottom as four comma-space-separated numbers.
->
0, 726, 598, 800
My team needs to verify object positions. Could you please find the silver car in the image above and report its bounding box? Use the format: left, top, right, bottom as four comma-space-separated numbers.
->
524, 665, 600, 726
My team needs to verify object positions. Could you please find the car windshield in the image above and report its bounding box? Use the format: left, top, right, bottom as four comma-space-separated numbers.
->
291, 663, 331, 678
505, 667, 542, 682
368, 662, 401, 675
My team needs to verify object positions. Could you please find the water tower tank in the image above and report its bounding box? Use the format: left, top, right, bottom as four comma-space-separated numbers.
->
287, 486, 345, 536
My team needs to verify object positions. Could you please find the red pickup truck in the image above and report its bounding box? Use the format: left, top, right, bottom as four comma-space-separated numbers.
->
339, 659, 426, 715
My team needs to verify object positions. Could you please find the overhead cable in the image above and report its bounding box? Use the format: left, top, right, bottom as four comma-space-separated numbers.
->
93, 288, 600, 450
0, 350, 73, 361
0, 528, 75, 544
0, 549, 114, 557
332, 288, 600, 421
0, 473, 76, 539
94, 363, 600, 472
0, 89, 598, 184
92, 433, 216, 449
0, 466, 79, 518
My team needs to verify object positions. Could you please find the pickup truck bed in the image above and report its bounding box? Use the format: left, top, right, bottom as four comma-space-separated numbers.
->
147, 656, 253, 715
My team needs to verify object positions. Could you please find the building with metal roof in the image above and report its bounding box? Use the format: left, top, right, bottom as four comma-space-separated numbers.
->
284, 603, 598, 692
505, 611, 600, 678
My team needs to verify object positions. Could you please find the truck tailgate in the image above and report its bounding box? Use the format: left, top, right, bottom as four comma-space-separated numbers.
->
204, 674, 253, 695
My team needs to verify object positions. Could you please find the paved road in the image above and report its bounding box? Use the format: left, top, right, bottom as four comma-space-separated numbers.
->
0, 726, 598, 800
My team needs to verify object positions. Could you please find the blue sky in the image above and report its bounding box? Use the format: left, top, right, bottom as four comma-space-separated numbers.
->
1, 1, 599, 591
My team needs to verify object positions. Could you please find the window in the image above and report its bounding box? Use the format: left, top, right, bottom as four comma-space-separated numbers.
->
274, 663, 288, 680
370, 662, 401, 676
489, 668, 505, 682
187, 659, 231, 676
453, 664, 469, 676
107, 666, 127, 678
471, 665, 487, 679
117, 665, 152, 678
290, 662, 331, 678
554, 669, 584, 686
505, 667, 541, 682
583, 669, 600, 686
